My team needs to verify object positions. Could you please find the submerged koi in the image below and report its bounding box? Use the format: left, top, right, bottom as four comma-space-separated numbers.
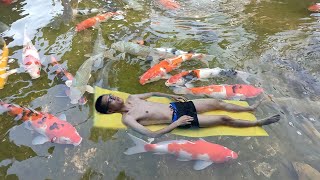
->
0, 102, 82, 146
173, 84, 263, 100
51, 56, 87, 105
75, 11, 123, 32
166, 68, 251, 87
124, 134, 238, 170
139, 53, 206, 85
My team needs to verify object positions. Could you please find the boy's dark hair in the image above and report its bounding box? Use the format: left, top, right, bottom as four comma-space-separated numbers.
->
95, 95, 108, 114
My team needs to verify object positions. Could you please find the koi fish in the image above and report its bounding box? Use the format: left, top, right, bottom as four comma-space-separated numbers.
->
124, 134, 238, 170
308, 3, 320, 12
157, 0, 180, 10
22, 28, 41, 79
139, 53, 207, 85
73, 8, 100, 16
111, 41, 188, 58
165, 68, 251, 87
51, 56, 87, 105
65, 55, 100, 104
75, 11, 124, 32
91, 27, 106, 71
0, 102, 82, 146
0, 43, 9, 89
173, 84, 263, 100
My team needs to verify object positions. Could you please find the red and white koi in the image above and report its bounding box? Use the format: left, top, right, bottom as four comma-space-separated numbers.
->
166, 68, 251, 87
173, 84, 263, 100
0, 0, 17, 5
0, 102, 82, 146
157, 0, 181, 10
22, 29, 41, 79
308, 3, 320, 12
139, 53, 207, 85
124, 134, 238, 170
75, 11, 124, 32
51, 56, 87, 105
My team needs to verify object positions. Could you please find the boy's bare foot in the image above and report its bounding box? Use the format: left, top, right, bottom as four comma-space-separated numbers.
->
258, 114, 281, 126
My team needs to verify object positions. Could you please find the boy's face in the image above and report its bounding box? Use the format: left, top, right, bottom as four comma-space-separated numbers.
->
103, 94, 124, 113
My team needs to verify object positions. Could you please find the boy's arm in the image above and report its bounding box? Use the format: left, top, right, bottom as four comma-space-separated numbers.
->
122, 115, 193, 138
130, 92, 188, 102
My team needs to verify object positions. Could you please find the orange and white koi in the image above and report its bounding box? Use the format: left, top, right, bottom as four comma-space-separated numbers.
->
166, 68, 250, 87
0, 102, 82, 146
173, 84, 263, 100
157, 0, 181, 10
75, 11, 123, 32
22, 29, 41, 79
51, 56, 87, 105
0, 0, 17, 5
308, 3, 320, 12
124, 134, 238, 170
139, 53, 207, 85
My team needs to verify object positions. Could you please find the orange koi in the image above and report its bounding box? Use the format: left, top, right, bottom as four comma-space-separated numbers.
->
139, 53, 206, 85
173, 84, 263, 100
75, 11, 123, 32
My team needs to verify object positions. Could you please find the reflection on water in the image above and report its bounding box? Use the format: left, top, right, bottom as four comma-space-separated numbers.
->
0, 0, 320, 179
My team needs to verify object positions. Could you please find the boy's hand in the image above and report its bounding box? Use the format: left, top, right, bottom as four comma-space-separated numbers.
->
172, 95, 188, 102
174, 115, 193, 126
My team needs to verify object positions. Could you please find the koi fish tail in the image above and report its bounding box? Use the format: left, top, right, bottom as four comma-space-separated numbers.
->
236, 71, 251, 84
173, 87, 189, 95
0, 103, 8, 114
124, 133, 148, 155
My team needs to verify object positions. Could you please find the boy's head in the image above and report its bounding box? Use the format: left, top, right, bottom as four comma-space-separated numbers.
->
95, 94, 124, 114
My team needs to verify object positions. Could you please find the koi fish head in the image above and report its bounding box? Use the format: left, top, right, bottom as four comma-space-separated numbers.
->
24, 56, 41, 79
222, 149, 238, 161
165, 71, 190, 86
47, 115, 82, 146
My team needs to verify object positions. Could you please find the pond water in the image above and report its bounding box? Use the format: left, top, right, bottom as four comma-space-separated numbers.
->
0, 0, 320, 179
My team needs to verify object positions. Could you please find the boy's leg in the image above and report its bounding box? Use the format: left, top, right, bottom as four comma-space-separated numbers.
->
198, 114, 280, 128
192, 98, 266, 113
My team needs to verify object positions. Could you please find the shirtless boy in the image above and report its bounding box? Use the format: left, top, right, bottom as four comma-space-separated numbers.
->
95, 92, 280, 138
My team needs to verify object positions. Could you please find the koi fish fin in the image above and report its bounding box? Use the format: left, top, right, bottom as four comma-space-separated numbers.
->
176, 158, 191, 161
86, 85, 94, 93
14, 114, 23, 121
78, 97, 88, 105
24, 121, 33, 131
173, 87, 189, 95
58, 114, 67, 121
193, 160, 213, 171
185, 83, 194, 88
0, 69, 18, 79
65, 80, 73, 87
162, 74, 171, 79
0, 105, 8, 114
32, 135, 50, 145
124, 133, 148, 155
